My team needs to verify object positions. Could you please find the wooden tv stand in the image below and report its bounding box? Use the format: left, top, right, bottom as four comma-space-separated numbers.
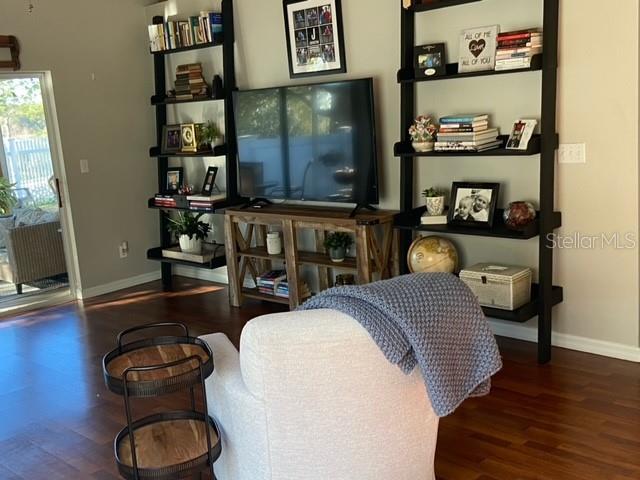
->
224, 204, 399, 309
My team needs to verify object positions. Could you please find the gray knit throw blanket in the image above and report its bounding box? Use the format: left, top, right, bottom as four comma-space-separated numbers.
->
298, 273, 502, 417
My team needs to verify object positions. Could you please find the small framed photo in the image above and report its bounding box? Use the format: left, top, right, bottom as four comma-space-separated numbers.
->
162, 125, 182, 153
414, 43, 446, 78
506, 119, 537, 150
165, 167, 184, 194
283, 0, 347, 78
201, 166, 219, 195
448, 182, 500, 228
180, 123, 198, 153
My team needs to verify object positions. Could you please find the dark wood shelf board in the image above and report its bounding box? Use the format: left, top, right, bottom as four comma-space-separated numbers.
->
151, 35, 224, 55
147, 246, 226, 269
150, 93, 225, 106
149, 144, 228, 158
395, 206, 561, 240
394, 135, 541, 157
241, 287, 291, 305
483, 284, 563, 323
147, 197, 240, 213
398, 54, 542, 83
238, 247, 357, 270
409, 0, 482, 12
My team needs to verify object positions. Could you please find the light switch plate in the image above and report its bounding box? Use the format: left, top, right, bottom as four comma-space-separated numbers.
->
558, 143, 586, 164
80, 159, 90, 173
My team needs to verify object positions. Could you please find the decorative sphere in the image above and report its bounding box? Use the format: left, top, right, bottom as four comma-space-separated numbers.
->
504, 201, 536, 230
407, 236, 459, 274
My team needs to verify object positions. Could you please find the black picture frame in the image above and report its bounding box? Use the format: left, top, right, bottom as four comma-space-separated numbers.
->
448, 182, 500, 228
414, 43, 446, 78
165, 167, 184, 194
283, 0, 347, 78
161, 124, 182, 153
201, 166, 219, 195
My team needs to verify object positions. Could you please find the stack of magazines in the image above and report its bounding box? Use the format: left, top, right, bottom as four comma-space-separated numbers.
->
256, 270, 311, 300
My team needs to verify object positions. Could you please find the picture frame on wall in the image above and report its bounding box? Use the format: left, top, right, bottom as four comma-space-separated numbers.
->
283, 0, 347, 78
162, 124, 182, 153
165, 167, 184, 194
448, 182, 500, 228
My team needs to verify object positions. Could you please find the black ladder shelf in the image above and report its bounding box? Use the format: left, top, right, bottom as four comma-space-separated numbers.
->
397, 0, 562, 363
148, 0, 242, 290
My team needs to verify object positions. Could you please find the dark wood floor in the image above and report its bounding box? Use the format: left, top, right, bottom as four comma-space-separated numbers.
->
0, 277, 637, 479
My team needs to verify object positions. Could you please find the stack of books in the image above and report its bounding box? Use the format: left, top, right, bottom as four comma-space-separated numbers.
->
174, 63, 208, 100
256, 270, 311, 300
435, 114, 501, 152
148, 12, 223, 52
257, 270, 287, 295
153, 195, 177, 208
187, 193, 225, 211
495, 29, 542, 71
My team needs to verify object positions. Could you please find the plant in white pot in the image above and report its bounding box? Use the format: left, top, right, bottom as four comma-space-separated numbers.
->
324, 232, 353, 263
0, 177, 17, 218
201, 121, 223, 149
421, 187, 446, 216
167, 211, 211, 254
408, 115, 437, 152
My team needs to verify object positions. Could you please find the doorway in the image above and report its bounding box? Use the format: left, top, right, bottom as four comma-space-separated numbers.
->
0, 72, 77, 313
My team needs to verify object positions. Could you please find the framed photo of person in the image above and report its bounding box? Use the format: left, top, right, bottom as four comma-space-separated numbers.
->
180, 123, 198, 153
283, 0, 347, 78
414, 43, 446, 78
201, 166, 219, 195
165, 167, 184, 194
162, 125, 182, 153
448, 182, 500, 228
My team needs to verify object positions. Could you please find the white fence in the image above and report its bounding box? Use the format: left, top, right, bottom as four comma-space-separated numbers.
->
2, 137, 56, 206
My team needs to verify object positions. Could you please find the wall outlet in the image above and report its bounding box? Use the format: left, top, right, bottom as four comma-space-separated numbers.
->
558, 143, 586, 164
80, 159, 89, 174
119, 241, 129, 259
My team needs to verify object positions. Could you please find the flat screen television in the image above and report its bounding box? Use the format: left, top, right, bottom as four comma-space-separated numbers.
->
233, 78, 379, 206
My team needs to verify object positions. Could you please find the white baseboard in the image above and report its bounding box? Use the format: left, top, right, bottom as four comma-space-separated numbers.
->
173, 266, 229, 285
488, 319, 640, 363
79, 270, 162, 299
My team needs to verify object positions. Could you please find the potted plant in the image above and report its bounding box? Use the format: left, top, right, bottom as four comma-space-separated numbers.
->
201, 121, 223, 149
324, 232, 353, 263
167, 211, 211, 254
0, 177, 17, 217
421, 187, 446, 216
408, 115, 437, 152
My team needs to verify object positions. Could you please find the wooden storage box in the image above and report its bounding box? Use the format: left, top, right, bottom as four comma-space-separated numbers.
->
460, 263, 532, 311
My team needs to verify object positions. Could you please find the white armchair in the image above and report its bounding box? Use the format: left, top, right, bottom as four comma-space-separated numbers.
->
200, 309, 439, 480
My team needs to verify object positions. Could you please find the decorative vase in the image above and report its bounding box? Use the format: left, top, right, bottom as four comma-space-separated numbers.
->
503, 201, 537, 230
179, 235, 202, 254
425, 195, 445, 216
266, 232, 282, 255
412, 141, 434, 152
329, 246, 346, 263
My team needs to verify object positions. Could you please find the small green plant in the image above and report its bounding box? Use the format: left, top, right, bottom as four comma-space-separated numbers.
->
421, 187, 444, 198
324, 232, 353, 250
201, 121, 222, 145
0, 177, 17, 216
167, 211, 211, 240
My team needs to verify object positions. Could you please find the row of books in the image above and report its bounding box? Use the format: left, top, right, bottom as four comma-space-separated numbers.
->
153, 194, 224, 211
257, 270, 311, 300
495, 29, 542, 71
174, 63, 208, 99
435, 114, 501, 152
148, 11, 222, 52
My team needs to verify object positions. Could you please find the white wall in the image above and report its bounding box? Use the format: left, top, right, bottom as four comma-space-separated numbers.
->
0, 0, 160, 291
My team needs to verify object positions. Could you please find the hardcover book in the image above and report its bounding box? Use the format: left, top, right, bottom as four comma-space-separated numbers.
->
458, 25, 499, 73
